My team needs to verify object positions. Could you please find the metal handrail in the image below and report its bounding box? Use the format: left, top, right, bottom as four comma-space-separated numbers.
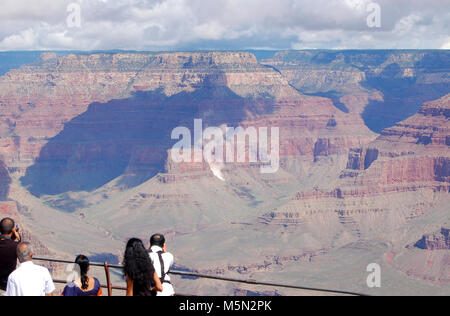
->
33, 256, 368, 296
51, 279, 127, 292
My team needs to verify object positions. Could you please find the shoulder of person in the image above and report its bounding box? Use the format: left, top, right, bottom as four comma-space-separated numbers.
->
3, 238, 17, 246
163, 252, 174, 261
8, 269, 19, 280
36, 264, 51, 275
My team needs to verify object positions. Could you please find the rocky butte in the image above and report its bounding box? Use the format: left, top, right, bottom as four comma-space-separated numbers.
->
415, 227, 450, 250
0, 50, 448, 295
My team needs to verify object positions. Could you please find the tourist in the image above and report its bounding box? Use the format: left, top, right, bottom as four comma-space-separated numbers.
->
0, 218, 21, 296
62, 255, 103, 296
6, 242, 55, 296
149, 234, 175, 296
123, 238, 163, 296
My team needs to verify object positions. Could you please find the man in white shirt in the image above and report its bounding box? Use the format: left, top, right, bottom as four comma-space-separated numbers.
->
149, 234, 175, 296
6, 242, 55, 296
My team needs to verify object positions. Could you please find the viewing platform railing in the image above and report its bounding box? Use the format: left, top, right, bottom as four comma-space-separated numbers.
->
33, 256, 368, 296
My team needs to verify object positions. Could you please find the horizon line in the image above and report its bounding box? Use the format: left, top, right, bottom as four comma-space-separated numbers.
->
1, 48, 449, 53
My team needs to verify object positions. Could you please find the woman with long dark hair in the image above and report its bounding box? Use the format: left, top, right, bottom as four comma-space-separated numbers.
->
123, 238, 163, 296
62, 255, 102, 296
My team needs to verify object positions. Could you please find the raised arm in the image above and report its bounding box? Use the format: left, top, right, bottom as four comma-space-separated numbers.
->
12, 226, 21, 243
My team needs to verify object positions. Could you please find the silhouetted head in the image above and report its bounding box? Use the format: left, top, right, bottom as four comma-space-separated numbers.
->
0, 218, 14, 236
123, 238, 154, 286
150, 234, 165, 248
75, 255, 90, 290
17, 242, 33, 263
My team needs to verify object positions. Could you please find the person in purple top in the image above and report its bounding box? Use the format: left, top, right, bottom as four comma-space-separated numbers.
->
62, 255, 102, 296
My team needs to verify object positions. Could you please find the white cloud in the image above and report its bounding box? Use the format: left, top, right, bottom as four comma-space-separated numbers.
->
394, 14, 423, 35
442, 39, 450, 50
0, 0, 449, 51
0, 28, 38, 50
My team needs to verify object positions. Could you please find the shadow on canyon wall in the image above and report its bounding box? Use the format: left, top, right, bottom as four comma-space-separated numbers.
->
0, 160, 11, 200
268, 50, 450, 134
21, 77, 274, 197
304, 91, 350, 113
361, 53, 450, 133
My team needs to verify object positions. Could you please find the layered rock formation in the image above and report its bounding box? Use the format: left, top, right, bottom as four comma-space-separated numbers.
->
342, 94, 450, 189
263, 94, 449, 259
415, 227, 450, 250
262, 51, 450, 132
0, 159, 11, 200
0, 50, 449, 295
0, 201, 53, 258
0, 51, 376, 197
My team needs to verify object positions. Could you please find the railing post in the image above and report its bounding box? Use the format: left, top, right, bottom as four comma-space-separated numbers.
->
104, 261, 113, 297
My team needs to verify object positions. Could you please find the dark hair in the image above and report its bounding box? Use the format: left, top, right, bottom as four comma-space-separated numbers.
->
150, 234, 165, 247
75, 255, 90, 290
123, 238, 154, 287
0, 218, 14, 235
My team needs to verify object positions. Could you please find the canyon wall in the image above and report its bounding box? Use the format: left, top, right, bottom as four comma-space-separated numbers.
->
0, 201, 53, 258
343, 93, 450, 187
0, 51, 377, 197
263, 93, 449, 263
0, 50, 448, 294
415, 227, 450, 250
262, 51, 450, 132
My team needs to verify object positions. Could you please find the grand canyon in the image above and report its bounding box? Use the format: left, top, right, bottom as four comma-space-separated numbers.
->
0, 50, 448, 295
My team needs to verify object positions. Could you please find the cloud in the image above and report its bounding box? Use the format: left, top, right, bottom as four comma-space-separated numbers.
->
0, 29, 34, 50
443, 40, 450, 50
0, 0, 449, 51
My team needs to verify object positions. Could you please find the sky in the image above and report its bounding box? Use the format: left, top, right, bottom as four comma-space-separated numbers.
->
0, 0, 449, 51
